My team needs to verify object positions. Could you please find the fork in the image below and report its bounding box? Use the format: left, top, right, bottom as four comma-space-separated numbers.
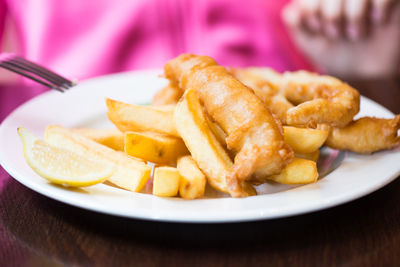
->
0, 53, 76, 92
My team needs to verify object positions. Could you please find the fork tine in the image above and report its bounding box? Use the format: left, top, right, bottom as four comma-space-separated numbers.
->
0, 62, 65, 92
6, 59, 71, 90
0, 53, 76, 92
10, 56, 74, 89
14, 56, 75, 86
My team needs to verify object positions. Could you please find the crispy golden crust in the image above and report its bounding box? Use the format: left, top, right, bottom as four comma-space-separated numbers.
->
282, 71, 360, 128
165, 54, 293, 193
152, 82, 182, 106
230, 68, 360, 128
230, 67, 294, 124
326, 115, 400, 153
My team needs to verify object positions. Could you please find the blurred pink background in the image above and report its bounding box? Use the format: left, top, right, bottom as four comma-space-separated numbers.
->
0, 0, 310, 82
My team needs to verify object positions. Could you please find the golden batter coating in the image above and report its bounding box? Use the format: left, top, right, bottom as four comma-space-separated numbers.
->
152, 82, 182, 106
230, 67, 294, 124
326, 115, 400, 154
165, 54, 293, 194
230, 68, 360, 128
282, 71, 360, 128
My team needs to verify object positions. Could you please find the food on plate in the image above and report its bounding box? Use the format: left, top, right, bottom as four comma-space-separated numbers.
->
326, 115, 400, 154
106, 98, 179, 136
205, 114, 228, 148
106, 102, 327, 156
268, 158, 318, 185
153, 166, 181, 197
174, 88, 256, 197
230, 67, 294, 124
165, 54, 293, 190
152, 82, 182, 106
231, 67, 360, 128
177, 155, 207, 199
18, 53, 400, 200
18, 127, 114, 187
283, 126, 329, 154
72, 128, 124, 151
45, 125, 151, 192
124, 131, 188, 164
284, 71, 360, 128
295, 150, 320, 162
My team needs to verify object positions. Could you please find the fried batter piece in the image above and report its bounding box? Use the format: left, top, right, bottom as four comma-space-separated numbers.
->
152, 81, 182, 105
165, 54, 293, 195
230, 67, 294, 124
326, 115, 400, 153
230, 68, 360, 128
282, 71, 360, 128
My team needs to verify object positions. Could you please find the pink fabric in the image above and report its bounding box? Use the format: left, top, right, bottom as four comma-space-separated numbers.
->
0, 0, 312, 82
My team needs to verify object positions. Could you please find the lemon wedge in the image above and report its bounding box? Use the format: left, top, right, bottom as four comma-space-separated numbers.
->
18, 127, 114, 187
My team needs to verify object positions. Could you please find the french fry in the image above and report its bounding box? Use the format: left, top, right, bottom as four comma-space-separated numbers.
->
124, 131, 188, 164
107, 98, 229, 146
174, 89, 255, 197
268, 157, 318, 184
45, 125, 151, 192
283, 126, 328, 154
177, 156, 206, 199
106, 98, 179, 137
295, 150, 320, 162
149, 104, 177, 112
153, 166, 181, 197
71, 128, 124, 151
205, 115, 227, 147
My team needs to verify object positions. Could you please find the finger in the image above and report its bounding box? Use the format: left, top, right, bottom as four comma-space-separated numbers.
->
321, 0, 345, 38
296, 0, 322, 32
372, 0, 394, 24
344, 0, 369, 40
282, 1, 303, 28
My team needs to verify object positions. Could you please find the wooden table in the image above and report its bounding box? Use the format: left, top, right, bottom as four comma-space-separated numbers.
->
1, 80, 399, 267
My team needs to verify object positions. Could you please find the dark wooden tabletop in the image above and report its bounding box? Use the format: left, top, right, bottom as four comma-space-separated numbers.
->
0, 79, 399, 267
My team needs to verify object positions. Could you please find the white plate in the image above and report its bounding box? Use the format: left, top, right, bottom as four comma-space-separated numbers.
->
1, 70, 399, 223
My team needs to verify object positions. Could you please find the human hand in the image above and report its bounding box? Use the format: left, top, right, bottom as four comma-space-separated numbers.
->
282, 0, 400, 79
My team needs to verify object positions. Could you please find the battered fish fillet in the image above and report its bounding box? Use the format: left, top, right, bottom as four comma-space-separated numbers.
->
164, 54, 293, 193
230, 67, 294, 124
326, 115, 400, 153
231, 68, 360, 128
282, 71, 360, 128
152, 82, 182, 106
